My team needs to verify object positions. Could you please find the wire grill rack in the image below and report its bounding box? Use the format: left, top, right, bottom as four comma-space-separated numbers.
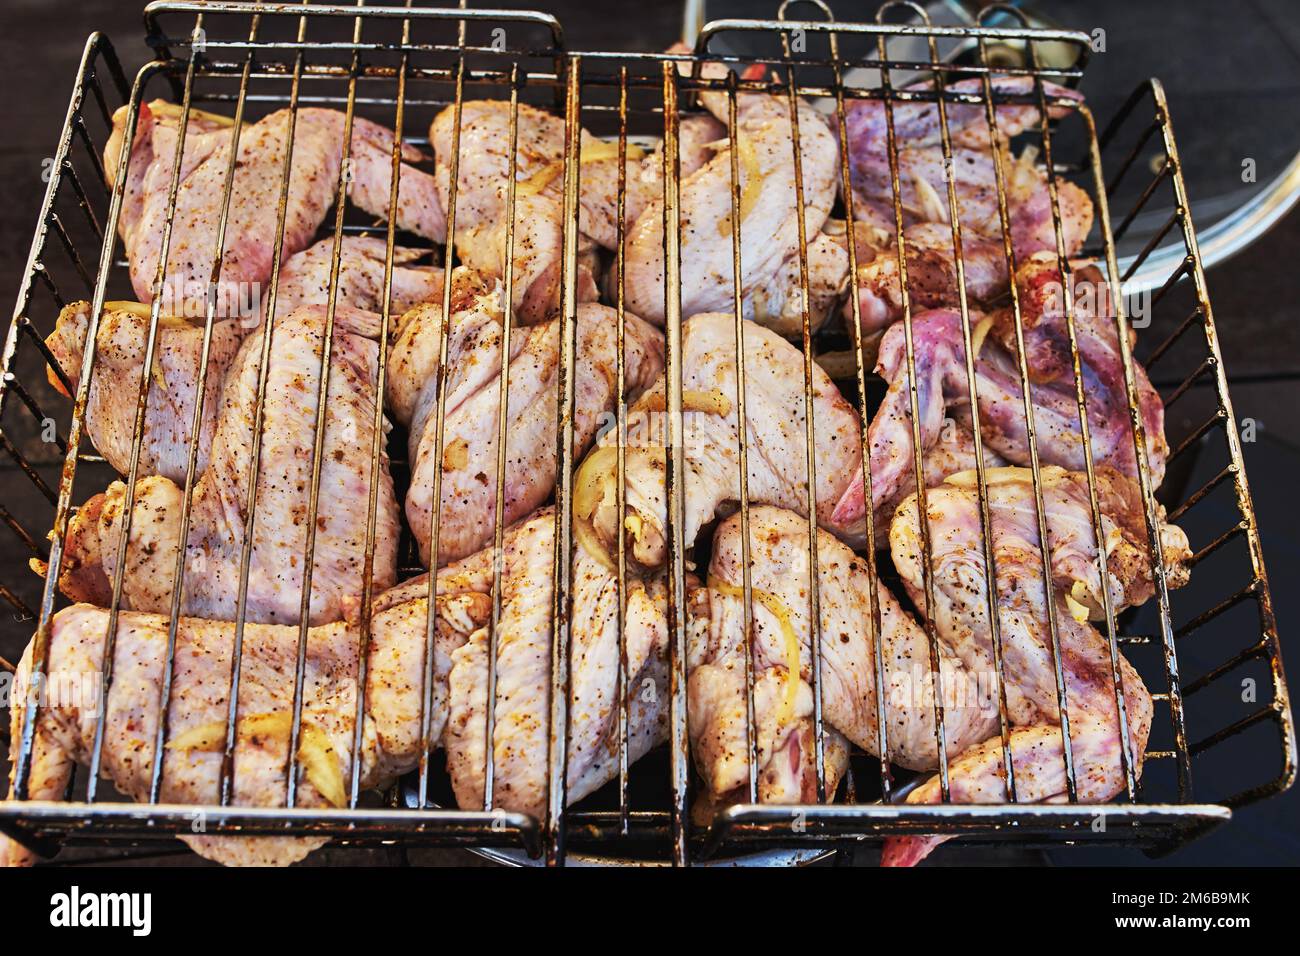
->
0, 0, 1292, 866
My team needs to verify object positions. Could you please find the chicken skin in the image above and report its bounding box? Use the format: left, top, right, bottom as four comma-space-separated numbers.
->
386, 268, 664, 566
880, 466, 1190, 865
1, 591, 463, 866
687, 507, 999, 813
582, 312, 867, 574
46, 300, 242, 483
45, 238, 441, 483
55, 305, 398, 627
106, 99, 444, 319
833, 253, 1167, 533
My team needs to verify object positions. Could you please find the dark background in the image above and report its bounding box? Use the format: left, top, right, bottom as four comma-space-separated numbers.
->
0, 0, 1296, 866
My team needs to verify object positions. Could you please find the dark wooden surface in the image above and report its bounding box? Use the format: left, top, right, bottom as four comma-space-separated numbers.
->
1, 0, 1296, 867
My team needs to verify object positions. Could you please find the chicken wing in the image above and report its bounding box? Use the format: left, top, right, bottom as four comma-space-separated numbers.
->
268, 235, 443, 323
45, 300, 242, 483
0, 592, 463, 867
879, 466, 1189, 865
55, 305, 398, 626
429, 103, 587, 323
107, 100, 443, 318
433, 100, 722, 247
380, 508, 671, 819
581, 312, 867, 574
46, 238, 441, 483
844, 77, 1093, 336
688, 506, 999, 814
623, 62, 844, 329
387, 268, 664, 566
833, 253, 1167, 533
429, 100, 722, 323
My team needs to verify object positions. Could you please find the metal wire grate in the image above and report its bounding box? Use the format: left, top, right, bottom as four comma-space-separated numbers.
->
0, 0, 1292, 867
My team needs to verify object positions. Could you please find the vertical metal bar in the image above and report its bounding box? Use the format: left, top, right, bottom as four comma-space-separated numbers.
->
416, 54, 466, 809
974, 35, 1078, 799
724, 71, 759, 805
220, 0, 314, 807
614, 64, 634, 831
780, 51, 827, 804
283, 0, 369, 809
150, 5, 266, 806
924, 35, 1017, 802
545, 56, 584, 866
351, 0, 415, 808
660, 59, 691, 867
483, 62, 522, 812
874, 31, 951, 802
87, 29, 211, 802
1023, 38, 1137, 801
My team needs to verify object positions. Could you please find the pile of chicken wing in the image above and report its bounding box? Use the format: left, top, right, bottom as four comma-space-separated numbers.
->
2, 62, 1190, 867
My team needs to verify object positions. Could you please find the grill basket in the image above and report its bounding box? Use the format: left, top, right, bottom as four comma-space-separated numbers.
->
0, 0, 1292, 866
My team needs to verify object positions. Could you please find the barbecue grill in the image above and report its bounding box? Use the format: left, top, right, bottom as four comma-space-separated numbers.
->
0, 0, 1292, 867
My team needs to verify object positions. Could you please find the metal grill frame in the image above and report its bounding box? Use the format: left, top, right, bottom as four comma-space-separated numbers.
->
0, 1, 1292, 867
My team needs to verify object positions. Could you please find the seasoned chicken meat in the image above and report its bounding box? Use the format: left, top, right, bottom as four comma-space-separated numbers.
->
376, 508, 671, 819
880, 466, 1190, 865
582, 312, 867, 573
387, 268, 664, 566
624, 61, 843, 328
55, 305, 398, 626
429, 99, 722, 323
268, 235, 443, 325
45, 300, 242, 483
688, 507, 999, 812
844, 77, 1093, 336
0, 591, 464, 867
45, 238, 441, 483
846, 222, 1019, 337
106, 100, 443, 319
833, 253, 1167, 532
